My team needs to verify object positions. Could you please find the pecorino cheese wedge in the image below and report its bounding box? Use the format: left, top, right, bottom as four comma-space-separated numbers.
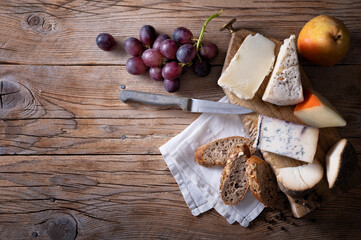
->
262, 35, 304, 106
294, 89, 346, 128
218, 33, 276, 100
254, 115, 319, 163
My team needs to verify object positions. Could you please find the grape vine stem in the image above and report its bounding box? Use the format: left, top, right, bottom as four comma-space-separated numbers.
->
195, 9, 223, 51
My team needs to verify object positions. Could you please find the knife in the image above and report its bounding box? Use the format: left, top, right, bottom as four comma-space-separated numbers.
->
119, 90, 253, 115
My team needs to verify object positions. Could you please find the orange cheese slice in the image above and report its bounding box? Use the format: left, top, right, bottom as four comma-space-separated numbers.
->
294, 89, 346, 128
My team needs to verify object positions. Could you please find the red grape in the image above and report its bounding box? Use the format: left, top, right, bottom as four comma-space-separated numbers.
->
173, 27, 193, 44
124, 37, 144, 57
162, 62, 182, 80
142, 49, 163, 67
139, 25, 156, 46
149, 67, 164, 81
176, 44, 197, 63
200, 42, 218, 60
96, 33, 116, 51
159, 39, 178, 59
193, 57, 211, 77
164, 79, 180, 93
126, 57, 148, 75
153, 34, 170, 51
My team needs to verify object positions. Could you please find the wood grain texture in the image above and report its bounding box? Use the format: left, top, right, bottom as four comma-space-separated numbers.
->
0, 155, 361, 240
0, 0, 361, 65
0, 0, 360, 239
0, 65, 359, 156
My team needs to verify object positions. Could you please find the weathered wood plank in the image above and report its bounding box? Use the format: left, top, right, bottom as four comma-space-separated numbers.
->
0, 118, 186, 154
0, 0, 360, 65
0, 65, 358, 119
0, 1, 360, 238
0, 154, 360, 239
0, 65, 224, 119
1, 117, 359, 155
0, 65, 359, 155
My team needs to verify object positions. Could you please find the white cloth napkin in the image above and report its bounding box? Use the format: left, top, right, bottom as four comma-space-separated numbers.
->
159, 97, 264, 227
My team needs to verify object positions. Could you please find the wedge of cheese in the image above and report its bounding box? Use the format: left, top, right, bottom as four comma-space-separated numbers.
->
294, 89, 346, 128
276, 159, 323, 197
262, 35, 303, 106
218, 33, 276, 100
254, 115, 319, 163
326, 139, 357, 189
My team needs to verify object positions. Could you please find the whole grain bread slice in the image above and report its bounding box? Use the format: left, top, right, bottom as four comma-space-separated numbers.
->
194, 136, 255, 167
246, 156, 279, 208
220, 144, 251, 205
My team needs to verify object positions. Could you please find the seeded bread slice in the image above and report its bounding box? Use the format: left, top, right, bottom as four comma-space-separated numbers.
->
194, 136, 255, 167
220, 144, 251, 205
246, 156, 279, 208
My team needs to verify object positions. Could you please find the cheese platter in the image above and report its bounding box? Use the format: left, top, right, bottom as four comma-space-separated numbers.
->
119, 12, 359, 221
218, 21, 360, 218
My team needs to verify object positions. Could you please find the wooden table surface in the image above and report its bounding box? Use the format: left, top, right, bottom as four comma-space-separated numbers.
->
0, 1, 360, 239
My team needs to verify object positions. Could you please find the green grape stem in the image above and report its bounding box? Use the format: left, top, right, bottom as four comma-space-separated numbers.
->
179, 62, 193, 68
196, 9, 223, 51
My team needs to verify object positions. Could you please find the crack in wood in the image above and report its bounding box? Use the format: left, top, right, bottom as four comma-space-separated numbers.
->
0, 81, 3, 109
0, 90, 21, 96
0, 81, 23, 110
33, 212, 79, 240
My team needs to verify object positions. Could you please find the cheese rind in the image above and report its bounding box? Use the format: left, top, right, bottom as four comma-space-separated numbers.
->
326, 139, 357, 189
326, 139, 345, 188
294, 89, 346, 128
262, 35, 303, 106
276, 159, 323, 192
218, 33, 276, 100
254, 115, 319, 163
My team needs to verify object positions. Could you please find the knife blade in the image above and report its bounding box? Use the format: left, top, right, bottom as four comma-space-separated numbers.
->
119, 90, 253, 115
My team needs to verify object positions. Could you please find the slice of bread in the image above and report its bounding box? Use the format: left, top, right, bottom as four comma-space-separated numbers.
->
220, 144, 251, 205
246, 156, 279, 208
194, 136, 255, 167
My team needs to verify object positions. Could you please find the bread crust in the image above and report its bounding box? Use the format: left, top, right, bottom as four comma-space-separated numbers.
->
219, 144, 251, 205
194, 136, 254, 167
246, 156, 279, 207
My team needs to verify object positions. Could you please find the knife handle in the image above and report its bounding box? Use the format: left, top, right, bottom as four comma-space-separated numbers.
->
119, 90, 190, 111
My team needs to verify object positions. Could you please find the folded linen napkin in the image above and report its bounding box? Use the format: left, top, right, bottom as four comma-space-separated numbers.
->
159, 97, 264, 227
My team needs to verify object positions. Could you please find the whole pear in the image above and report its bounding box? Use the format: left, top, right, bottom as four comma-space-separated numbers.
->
297, 15, 350, 66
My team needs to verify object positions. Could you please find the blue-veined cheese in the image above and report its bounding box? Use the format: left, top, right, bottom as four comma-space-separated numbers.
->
218, 33, 276, 100
254, 115, 319, 163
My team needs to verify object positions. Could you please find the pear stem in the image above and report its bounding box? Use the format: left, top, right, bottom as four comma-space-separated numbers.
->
334, 34, 342, 41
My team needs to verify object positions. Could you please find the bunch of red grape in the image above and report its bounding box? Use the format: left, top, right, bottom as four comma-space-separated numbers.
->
124, 25, 218, 93
96, 11, 222, 93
